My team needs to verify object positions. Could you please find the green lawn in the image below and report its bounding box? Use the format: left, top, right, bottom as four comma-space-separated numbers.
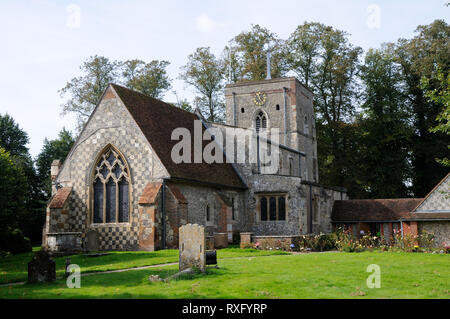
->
0, 251, 448, 298
0, 246, 287, 284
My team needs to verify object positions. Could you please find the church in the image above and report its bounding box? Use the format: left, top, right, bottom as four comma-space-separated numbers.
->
42, 74, 449, 252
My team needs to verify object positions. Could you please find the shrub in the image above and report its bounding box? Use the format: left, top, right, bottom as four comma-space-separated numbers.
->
299, 233, 337, 252
0, 227, 32, 255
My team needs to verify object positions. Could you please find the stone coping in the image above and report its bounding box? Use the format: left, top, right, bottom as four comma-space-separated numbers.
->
46, 232, 82, 236
253, 235, 302, 238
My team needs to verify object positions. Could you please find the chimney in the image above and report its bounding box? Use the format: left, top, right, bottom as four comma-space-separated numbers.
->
51, 160, 62, 196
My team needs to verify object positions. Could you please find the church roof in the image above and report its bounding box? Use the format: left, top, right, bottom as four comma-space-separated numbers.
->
110, 84, 246, 190
331, 198, 423, 223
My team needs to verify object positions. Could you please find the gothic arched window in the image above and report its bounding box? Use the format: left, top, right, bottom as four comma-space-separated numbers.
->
92, 146, 130, 224
255, 111, 267, 133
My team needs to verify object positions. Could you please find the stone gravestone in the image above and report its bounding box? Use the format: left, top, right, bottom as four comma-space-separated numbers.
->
85, 230, 100, 251
28, 250, 56, 283
179, 224, 205, 272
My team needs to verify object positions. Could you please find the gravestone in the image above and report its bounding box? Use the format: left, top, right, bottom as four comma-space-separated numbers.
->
28, 250, 56, 283
179, 224, 205, 272
85, 230, 100, 251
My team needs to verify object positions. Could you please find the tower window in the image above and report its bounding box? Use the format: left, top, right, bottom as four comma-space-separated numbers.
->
241, 108, 245, 113
255, 111, 267, 133
276, 104, 280, 110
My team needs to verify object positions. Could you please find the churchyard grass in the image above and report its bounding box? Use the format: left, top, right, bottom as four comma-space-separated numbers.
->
0, 251, 448, 298
0, 246, 288, 284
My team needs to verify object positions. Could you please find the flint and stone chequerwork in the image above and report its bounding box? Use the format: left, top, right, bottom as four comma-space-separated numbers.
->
44, 75, 449, 252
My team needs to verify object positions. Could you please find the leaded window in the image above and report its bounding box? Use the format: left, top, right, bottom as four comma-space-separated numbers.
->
258, 194, 287, 221
255, 111, 267, 133
92, 147, 130, 224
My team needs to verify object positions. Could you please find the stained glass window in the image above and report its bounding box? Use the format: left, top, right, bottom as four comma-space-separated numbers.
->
92, 147, 130, 224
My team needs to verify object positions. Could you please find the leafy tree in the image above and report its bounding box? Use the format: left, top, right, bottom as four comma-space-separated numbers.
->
121, 59, 171, 99
285, 22, 324, 88
59, 55, 119, 131
421, 69, 450, 167
286, 23, 363, 190
395, 19, 450, 197
179, 47, 226, 122
60, 56, 172, 131
35, 128, 75, 198
0, 146, 27, 228
358, 46, 413, 198
229, 24, 286, 81
0, 113, 29, 157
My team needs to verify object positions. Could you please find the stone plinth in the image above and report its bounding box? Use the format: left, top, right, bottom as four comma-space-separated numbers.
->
214, 232, 228, 249
240, 232, 253, 248
179, 224, 205, 272
46, 232, 82, 253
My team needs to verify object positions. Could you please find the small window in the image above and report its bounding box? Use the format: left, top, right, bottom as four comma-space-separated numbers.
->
289, 158, 294, 176
304, 115, 309, 134
231, 197, 235, 220
259, 194, 287, 221
206, 205, 210, 222
255, 111, 267, 133
276, 104, 280, 110
241, 108, 245, 113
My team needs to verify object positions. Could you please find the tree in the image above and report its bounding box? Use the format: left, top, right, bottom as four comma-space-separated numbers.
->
121, 59, 171, 99
60, 55, 173, 131
0, 146, 27, 229
285, 22, 324, 88
395, 19, 450, 197
35, 128, 75, 198
286, 23, 363, 190
179, 47, 226, 122
229, 24, 286, 81
421, 69, 450, 167
59, 55, 119, 131
0, 113, 29, 157
358, 46, 413, 198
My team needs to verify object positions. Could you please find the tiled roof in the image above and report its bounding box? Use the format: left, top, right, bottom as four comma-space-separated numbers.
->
111, 84, 246, 190
48, 187, 72, 209
167, 183, 187, 204
331, 198, 423, 222
401, 212, 450, 221
138, 182, 162, 204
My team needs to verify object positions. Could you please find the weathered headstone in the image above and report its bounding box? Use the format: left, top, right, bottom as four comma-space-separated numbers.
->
179, 224, 205, 272
28, 250, 56, 283
86, 230, 100, 251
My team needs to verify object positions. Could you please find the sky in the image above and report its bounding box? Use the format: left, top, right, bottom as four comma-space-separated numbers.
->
0, 0, 448, 157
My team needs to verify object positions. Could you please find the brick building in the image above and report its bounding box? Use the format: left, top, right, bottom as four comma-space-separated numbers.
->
332, 173, 450, 247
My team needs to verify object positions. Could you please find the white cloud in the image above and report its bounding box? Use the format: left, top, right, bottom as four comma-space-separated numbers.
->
195, 13, 228, 33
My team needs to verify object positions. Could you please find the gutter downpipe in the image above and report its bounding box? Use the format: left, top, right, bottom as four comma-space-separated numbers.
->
309, 184, 313, 234
161, 178, 167, 250
400, 220, 404, 240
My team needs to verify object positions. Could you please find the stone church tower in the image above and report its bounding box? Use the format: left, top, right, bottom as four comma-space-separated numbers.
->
224, 77, 319, 182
